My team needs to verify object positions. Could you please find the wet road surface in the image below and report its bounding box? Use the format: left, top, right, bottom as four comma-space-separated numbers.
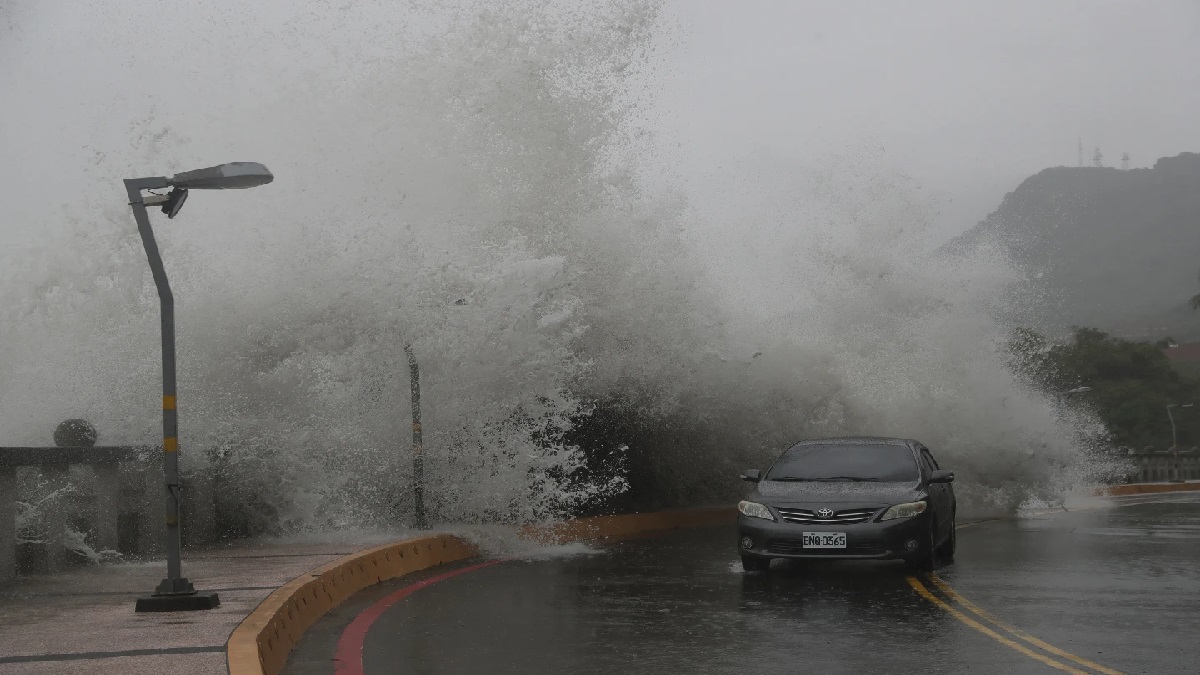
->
288, 493, 1200, 674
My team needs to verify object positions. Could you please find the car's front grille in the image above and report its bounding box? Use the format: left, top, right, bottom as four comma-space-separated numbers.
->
775, 507, 878, 525
766, 539, 887, 556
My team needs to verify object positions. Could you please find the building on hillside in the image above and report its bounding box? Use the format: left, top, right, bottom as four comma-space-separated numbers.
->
1110, 319, 1173, 342
1163, 343, 1200, 375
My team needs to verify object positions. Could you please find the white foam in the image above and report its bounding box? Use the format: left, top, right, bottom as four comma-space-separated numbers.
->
0, 1, 1117, 539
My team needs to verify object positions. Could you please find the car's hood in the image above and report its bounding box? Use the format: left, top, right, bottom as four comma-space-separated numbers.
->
750, 480, 923, 508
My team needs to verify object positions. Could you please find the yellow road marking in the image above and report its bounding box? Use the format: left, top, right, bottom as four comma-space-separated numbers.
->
929, 575, 1123, 675
906, 576, 1090, 675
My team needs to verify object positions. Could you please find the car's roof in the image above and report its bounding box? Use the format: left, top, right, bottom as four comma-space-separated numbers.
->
790, 436, 920, 449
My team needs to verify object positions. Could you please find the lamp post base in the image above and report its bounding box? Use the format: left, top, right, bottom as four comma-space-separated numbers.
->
135, 577, 220, 612
135, 592, 221, 612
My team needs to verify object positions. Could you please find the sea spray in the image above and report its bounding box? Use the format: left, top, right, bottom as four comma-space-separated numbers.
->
0, 1, 1119, 538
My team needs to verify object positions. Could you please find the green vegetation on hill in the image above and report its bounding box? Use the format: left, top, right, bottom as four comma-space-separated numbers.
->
1008, 327, 1200, 450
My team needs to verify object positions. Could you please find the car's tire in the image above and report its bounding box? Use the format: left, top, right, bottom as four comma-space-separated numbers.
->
937, 514, 956, 561
741, 555, 771, 573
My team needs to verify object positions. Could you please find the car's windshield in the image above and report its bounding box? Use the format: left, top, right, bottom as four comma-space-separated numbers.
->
765, 444, 919, 482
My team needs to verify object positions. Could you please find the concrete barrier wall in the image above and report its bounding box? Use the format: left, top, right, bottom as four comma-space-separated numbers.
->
1096, 481, 1200, 496
519, 506, 735, 545
0, 448, 167, 581
0, 443, 281, 582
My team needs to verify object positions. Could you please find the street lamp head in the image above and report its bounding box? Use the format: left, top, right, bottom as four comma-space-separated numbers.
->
168, 162, 273, 190
162, 188, 188, 219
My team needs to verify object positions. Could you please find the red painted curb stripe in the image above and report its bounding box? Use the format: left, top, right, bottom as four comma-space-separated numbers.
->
333, 560, 505, 675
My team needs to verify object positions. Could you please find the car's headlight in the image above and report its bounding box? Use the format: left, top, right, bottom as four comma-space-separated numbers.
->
738, 500, 775, 521
879, 501, 927, 521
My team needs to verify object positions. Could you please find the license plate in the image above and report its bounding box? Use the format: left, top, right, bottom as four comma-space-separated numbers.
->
802, 532, 847, 548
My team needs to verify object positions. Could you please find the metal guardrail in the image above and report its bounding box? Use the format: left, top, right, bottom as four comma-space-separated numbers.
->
0, 446, 148, 466
1126, 449, 1200, 483
0, 445, 163, 583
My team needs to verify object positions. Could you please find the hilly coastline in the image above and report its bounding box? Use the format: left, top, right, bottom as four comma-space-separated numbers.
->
948, 152, 1200, 341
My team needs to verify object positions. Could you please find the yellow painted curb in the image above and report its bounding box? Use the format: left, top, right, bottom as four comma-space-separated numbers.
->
224, 507, 736, 675
519, 506, 736, 545
1094, 481, 1200, 497
226, 534, 478, 675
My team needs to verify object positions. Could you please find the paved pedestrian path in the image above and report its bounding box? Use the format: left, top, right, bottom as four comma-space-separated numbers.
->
0, 534, 404, 674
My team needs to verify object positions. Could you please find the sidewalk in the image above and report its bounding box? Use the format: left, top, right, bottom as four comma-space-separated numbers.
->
0, 534, 404, 675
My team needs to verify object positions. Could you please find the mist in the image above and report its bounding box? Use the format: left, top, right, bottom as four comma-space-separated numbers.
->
0, 1, 1138, 532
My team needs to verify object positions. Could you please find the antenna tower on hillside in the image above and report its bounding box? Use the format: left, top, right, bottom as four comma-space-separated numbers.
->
1078, 138, 1083, 167
1093, 147, 1103, 168
1121, 152, 1130, 170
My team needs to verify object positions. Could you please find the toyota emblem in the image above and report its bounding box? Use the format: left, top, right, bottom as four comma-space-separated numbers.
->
816, 508, 834, 518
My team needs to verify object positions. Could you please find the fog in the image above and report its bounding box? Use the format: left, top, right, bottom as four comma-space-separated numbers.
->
1, 0, 1184, 530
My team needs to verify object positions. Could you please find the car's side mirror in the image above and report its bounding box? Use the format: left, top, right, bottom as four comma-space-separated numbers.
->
929, 470, 955, 484
741, 469, 761, 483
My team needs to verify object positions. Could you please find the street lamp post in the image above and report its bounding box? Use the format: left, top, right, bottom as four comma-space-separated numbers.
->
403, 343, 426, 529
400, 299, 467, 529
126, 163, 273, 612
1167, 402, 1194, 483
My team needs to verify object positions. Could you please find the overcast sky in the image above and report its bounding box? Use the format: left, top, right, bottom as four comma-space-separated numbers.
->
653, 0, 1200, 236
2, 0, 1199, 247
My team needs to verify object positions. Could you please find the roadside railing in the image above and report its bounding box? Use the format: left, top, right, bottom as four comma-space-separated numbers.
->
0, 445, 168, 582
1, 419, 228, 583
1126, 448, 1200, 483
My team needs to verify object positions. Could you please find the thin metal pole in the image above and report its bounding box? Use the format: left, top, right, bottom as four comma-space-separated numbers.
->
126, 178, 193, 596
404, 344, 426, 528
1168, 405, 1180, 482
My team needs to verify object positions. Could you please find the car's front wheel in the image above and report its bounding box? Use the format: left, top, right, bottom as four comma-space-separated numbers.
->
741, 555, 771, 573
